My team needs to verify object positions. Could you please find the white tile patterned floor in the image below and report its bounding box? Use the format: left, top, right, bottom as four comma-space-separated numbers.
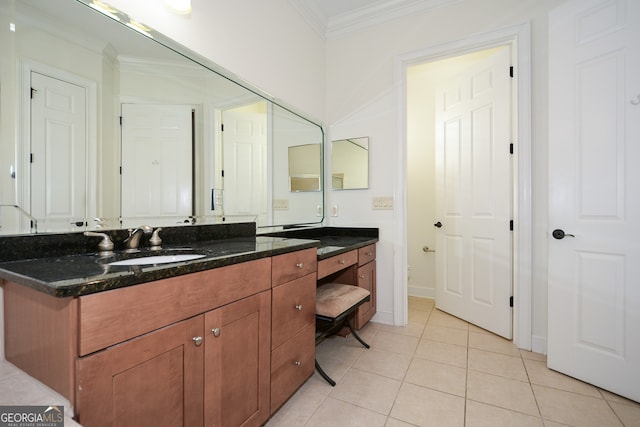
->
266, 297, 640, 427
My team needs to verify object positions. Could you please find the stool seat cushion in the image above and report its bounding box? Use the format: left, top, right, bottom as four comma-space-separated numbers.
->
316, 283, 370, 319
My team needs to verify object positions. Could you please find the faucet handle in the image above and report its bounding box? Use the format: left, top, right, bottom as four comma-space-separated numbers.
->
84, 231, 114, 255
149, 228, 163, 250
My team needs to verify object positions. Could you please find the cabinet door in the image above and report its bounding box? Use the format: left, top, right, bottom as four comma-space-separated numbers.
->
356, 261, 376, 329
271, 273, 316, 350
76, 316, 204, 427
205, 290, 271, 427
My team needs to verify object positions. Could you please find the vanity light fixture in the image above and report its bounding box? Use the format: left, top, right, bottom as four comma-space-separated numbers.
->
165, 0, 192, 15
125, 19, 154, 38
89, 0, 121, 21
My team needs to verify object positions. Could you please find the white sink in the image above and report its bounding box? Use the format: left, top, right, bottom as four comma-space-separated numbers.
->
108, 254, 206, 266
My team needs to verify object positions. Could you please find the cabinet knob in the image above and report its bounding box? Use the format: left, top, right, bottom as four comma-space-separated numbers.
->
293, 360, 301, 367
338, 259, 345, 265
295, 304, 303, 311
359, 274, 365, 279
192, 336, 203, 346
296, 262, 304, 268
211, 327, 221, 337
367, 252, 373, 257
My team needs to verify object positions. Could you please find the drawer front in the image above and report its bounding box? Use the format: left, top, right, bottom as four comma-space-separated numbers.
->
356, 261, 376, 329
270, 323, 315, 414
317, 249, 358, 279
358, 244, 376, 266
78, 258, 271, 356
272, 248, 317, 287
271, 273, 316, 350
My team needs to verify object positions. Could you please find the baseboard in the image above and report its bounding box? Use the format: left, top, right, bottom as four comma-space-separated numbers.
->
370, 310, 394, 325
531, 335, 547, 355
408, 286, 435, 299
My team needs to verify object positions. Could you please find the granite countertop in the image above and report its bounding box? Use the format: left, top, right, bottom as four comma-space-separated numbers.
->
265, 226, 379, 260
0, 223, 379, 298
0, 235, 318, 298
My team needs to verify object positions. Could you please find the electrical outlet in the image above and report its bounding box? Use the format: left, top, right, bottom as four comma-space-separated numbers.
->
372, 196, 394, 210
331, 204, 339, 217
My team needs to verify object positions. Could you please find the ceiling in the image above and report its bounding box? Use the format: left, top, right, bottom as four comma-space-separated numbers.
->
290, 0, 461, 38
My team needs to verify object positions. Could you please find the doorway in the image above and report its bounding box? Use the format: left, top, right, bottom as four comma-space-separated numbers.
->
394, 23, 532, 348
407, 46, 514, 339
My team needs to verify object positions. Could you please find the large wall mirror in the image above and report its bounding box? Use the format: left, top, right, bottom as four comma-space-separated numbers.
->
331, 137, 369, 190
0, 0, 324, 235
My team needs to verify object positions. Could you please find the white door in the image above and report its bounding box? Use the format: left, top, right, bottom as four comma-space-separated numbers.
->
434, 46, 513, 339
31, 72, 87, 232
221, 107, 267, 224
548, 0, 640, 402
121, 104, 193, 226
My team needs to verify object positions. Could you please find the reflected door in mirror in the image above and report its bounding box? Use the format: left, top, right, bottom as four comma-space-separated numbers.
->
121, 104, 193, 227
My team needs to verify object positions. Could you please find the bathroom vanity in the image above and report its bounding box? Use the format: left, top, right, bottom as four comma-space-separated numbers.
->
0, 223, 377, 427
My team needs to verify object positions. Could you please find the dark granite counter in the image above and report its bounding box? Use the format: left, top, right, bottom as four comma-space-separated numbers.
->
0, 223, 378, 298
0, 223, 317, 298
264, 226, 378, 260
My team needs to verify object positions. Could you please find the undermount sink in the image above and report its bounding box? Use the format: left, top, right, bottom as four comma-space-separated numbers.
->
107, 254, 206, 266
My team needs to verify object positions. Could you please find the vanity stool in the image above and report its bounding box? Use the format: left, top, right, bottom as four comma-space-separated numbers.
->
315, 283, 371, 386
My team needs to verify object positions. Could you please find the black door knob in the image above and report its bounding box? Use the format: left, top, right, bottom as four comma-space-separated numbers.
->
552, 229, 575, 239
434, 221, 442, 228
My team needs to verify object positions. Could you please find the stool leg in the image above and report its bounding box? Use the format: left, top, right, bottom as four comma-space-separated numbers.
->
345, 318, 370, 349
315, 359, 336, 386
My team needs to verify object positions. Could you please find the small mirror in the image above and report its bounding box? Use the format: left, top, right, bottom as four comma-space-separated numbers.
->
331, 137, 369, 190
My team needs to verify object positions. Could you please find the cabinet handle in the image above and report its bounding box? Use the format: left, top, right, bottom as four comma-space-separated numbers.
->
192, 336, 203, 346
296, 262, 304, 268
338, 259, 345, 265
293, 360, 301, 367
211, 327, 221, 337
295, 304, 303, 311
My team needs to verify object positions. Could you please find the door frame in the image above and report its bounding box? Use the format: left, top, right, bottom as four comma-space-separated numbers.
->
19, 59, 98, 224
393, 23, 533, 349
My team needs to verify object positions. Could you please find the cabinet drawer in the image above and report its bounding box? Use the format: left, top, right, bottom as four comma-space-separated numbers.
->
356, 261, 376, 329
317, 249, 358, 279
270, 323, 315, 414
358, 244, 376, 266
78, 258, 271, 356
272, 248, 317, 287
271, 273, 316, 350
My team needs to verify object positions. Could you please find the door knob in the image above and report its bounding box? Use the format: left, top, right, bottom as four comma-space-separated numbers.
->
434, 221, 442, 228
552, 229, 575, 239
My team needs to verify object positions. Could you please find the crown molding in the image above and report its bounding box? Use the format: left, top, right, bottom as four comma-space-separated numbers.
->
290, 0, 463, 39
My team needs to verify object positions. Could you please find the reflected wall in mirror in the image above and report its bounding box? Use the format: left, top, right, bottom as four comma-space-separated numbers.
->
288, 144, 321, 192
0, 0, 324, 235
331, 137, 369, 190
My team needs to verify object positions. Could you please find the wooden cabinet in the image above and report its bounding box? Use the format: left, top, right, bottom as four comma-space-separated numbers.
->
356, 244, 377, 329
75, 258, 273, 427
76, 316, 204, 427
205, 291, 271, 427
270, 248, 316, 413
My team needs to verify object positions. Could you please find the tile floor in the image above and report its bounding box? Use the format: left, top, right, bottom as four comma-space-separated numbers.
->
0, 359, 81, 426
266, 297, 640, 427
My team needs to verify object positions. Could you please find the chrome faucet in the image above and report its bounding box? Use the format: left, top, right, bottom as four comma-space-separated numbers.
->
123, 225, 153, 251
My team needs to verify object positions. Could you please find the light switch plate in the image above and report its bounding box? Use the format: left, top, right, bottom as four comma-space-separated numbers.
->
273, 199, 289, 210
372, 196, 394, 210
